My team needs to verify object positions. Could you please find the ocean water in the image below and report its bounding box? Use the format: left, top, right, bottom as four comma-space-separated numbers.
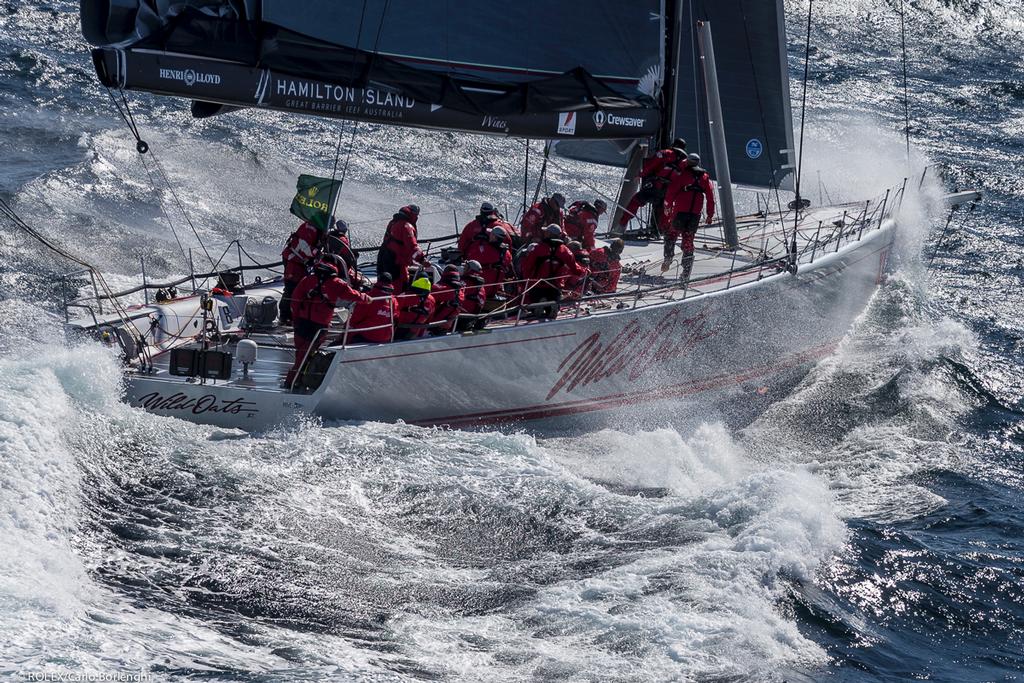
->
1, 1, 1023, 681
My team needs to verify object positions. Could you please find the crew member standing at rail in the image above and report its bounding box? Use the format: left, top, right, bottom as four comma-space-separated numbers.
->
618, 138, 687, 235
458, 202, 502, 254
662, 153, 715, 281
286, 258, 370, 387
564, 199, 606, 250
520, 192, 566, 243
280, 219, 326, 325
347, 273, 398, 344
377, 204, 426, 292
589, 239, 624, 294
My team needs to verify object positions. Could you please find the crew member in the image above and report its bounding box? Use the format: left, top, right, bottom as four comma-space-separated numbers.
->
325, 219, 359, 277
520, 192, 566, 243
564, 241, 591, 301
463, 226, 513, 298
458, 202, 502, 254
429, 265, 465, 335
589, 239, 624, 294
394, 276, 436, 340
458, 260, 488, 331
347, 273, 398, 344
564, 199, 607, 250
618, 138, 688, 233
286, 258, 370, 387
377, 204, 426, 292
662, 153, 715, 280
519, 224, 584, 319
280, 219, 326, 325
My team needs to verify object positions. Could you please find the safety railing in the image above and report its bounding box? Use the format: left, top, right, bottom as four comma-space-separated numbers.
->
66, 179, 906, 362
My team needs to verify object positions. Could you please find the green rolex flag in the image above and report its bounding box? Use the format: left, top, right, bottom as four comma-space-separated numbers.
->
289, 174, 342, 230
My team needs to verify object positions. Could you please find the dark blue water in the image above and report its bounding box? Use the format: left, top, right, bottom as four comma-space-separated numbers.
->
2, 1, 1023, 680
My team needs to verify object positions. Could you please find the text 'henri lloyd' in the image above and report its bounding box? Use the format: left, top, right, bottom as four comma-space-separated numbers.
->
158, 68, 221, 86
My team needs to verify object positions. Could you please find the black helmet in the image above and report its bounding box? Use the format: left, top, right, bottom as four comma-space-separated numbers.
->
543, 224, 563, 239
672, 137, 687, 150
332, 218, 349, 234
314, 259, 339, 277
490, 226, 508, 241
609, 238, 625, 255
594, 199, 608, 213
480, 201, 496, 215
550, 192, 566, 209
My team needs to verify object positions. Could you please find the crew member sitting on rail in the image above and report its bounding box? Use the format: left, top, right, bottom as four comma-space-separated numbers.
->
429, 265, 465, 335
619, 138, 688, 234
377, 204, 426, 293
662, 153, 715, 281
280, 219, 326, 325
563, 241, 592, 301
564, 199, 607, 250
394, 276, 436, 340
520, 192, 566, 243
464, 226, 513, 298
347, 273, 398, 344
589, 239, 624, 294
458, 260, 487, 331
286, 257, 370, 387
520, 224, 585, 319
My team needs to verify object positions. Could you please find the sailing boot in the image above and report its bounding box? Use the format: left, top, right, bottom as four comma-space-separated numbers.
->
680, 251, 695, 283
661, 237, 676, 273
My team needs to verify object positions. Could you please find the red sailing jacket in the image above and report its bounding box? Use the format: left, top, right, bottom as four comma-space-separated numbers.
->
564, 201, 600, 250
589, 247, 622, 294
430, 281, 465, 331
520, 240, 584, 289
520, 200, 565, 242
459, 217, 519, 253
461, 276, 487, 316
282, 222, 321, 282
348, 284, 398, 343
395, 292, 437, 338
291, 273, 371, 326
640, 147, 686, 186
464, 240, 513, 297
381, 214, 424, 267
663, 166, 716, 223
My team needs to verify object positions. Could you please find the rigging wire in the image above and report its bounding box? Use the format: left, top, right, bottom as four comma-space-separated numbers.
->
899, 0, 912, 169
793, 0, 814, 239
104, 87, 215, 268
0, 195, 150, 360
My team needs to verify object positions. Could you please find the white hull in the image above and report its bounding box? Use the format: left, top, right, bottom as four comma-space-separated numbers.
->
121, 219, 894, 433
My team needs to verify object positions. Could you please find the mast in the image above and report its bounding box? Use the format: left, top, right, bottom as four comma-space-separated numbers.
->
696, 20, 739, 250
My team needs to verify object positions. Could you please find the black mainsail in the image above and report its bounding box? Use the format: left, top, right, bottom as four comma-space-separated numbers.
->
81, 0, 663, 139
554, 0, 796, 192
